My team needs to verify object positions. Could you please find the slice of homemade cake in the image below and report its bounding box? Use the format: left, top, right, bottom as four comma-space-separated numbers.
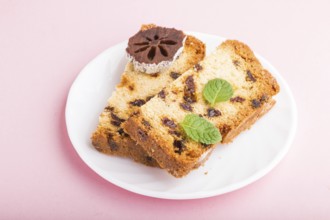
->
124, 40, 280, 177
91, 24, 205, 167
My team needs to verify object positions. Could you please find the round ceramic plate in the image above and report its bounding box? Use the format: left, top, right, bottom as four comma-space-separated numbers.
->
66, 32, 297, 200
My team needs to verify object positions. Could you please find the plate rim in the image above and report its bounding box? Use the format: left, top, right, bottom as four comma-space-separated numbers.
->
65, 31, 298, 200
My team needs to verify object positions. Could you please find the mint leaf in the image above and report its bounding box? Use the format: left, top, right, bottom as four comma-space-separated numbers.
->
203, 78, 233, 106
180, 114, 222, 144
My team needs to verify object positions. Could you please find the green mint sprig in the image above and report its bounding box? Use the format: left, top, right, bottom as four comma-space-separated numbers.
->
180, 114, 221, 144
203, 78, 233, 106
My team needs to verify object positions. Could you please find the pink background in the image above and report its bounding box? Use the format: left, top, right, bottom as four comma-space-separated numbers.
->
1, 0, 329, 219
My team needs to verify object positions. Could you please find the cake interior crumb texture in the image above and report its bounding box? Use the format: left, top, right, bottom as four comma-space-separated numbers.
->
123, 40, 280, 177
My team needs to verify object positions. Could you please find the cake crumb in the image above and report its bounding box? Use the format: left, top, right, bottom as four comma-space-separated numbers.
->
204, 171, 208, 175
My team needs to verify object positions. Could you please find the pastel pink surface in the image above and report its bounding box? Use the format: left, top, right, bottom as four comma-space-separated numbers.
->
0, 0, 329, 219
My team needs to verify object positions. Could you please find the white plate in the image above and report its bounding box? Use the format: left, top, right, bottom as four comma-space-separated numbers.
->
65, 32, 297, 200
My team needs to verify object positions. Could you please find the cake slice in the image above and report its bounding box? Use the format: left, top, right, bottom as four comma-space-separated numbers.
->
123, 40, 280, 177
91, 24, 205, 167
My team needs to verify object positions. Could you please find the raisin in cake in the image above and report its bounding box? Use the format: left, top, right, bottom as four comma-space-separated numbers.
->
91, 24, 205, 167
124, 40, 280, 177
